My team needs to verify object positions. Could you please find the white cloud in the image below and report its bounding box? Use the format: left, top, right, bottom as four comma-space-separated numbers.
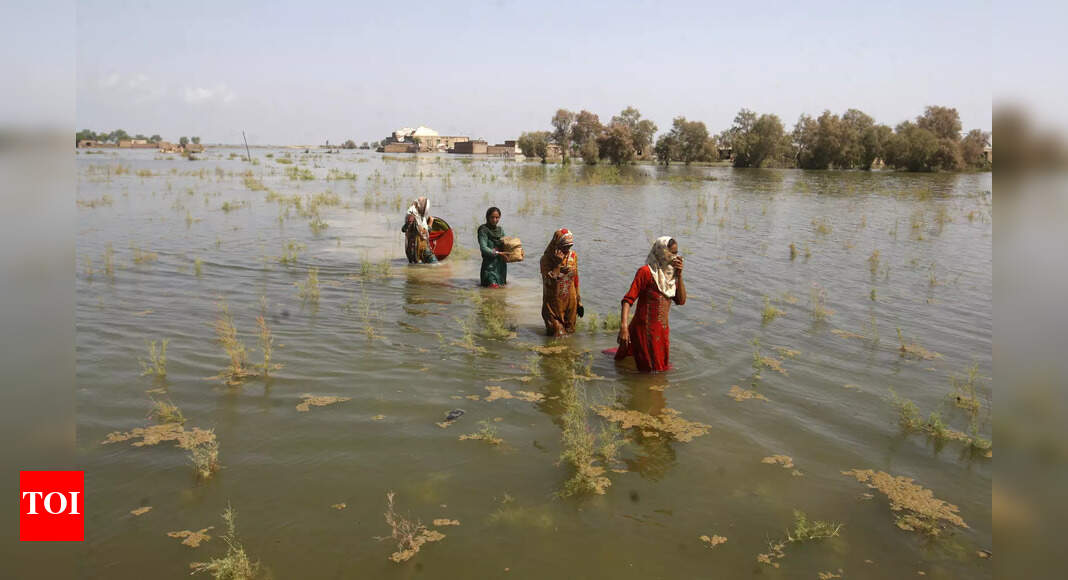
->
184, 84, 237, 105
94, 72, 166, 103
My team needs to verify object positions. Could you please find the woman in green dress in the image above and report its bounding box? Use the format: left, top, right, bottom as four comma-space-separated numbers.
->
477, 206, 507, 287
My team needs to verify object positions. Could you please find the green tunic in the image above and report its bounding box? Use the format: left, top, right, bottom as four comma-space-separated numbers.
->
477, 224, 507, 286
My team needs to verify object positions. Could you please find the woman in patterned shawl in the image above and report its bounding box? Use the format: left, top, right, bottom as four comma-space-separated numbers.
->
401, 196, 437, 264
540, 228, 583, 336
614, 236, 687, 372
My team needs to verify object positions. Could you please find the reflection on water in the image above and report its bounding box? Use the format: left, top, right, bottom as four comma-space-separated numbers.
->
76, 149, 991, 578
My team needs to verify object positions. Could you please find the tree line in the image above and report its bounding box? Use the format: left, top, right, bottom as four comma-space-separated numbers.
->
76, 130, 200, 146
518, 105, 990, 171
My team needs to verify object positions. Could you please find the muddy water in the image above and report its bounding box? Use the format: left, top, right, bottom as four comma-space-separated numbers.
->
76, 149, 991, 579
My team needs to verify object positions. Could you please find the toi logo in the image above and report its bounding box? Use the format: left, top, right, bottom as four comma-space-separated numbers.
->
20, 471, 84, 541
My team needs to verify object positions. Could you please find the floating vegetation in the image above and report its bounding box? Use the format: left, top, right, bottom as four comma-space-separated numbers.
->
761, 296, 784, 323
332, 503, 347, 510
484, 385, 545, 403
950, 362, 982, 414
244, 176, 267, 192
212, 303, 255, 386
728, 385, 769, 402
757, 510, 842, 568
558, 382, 621, 497
809, 283, 833, 321
459, 420, 503, 445
189, 505, 262, 578
168, 527, 214, 548
103, 422, 215, 449
220, 200, 250, 213
285, 166, 315, 180
378, 491, 446, 563
77, 194, 113, 208
699, 535, 727, 549
593, 406, 710, 442
194, 257, 203, 277
432, 519, 460, 527
841, 469, 967, 536
296, 394, 351, 412
891, 391, 990, 453
771, 346, 800, 359
752, 339, 788, 377
278, 240, 305, 265
812, 217, 832, 235
789, 242, 797, 260
295, 267, 321, 304
761, 455, 803, 476
130, 506, 152, 516
818, 571, 844, 580
896, 328, 941, 360
831, 328, 867, 341
139, 339, 169, 378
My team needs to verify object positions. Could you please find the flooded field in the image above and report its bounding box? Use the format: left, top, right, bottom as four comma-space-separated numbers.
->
76, 148, 991, 578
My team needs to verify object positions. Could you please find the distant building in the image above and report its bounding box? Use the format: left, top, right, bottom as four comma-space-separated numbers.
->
452, 140, 488, 154
383, 142, 418, 153
118, 139, 155, 149
386, 125, 470, 152
185, 143, 205, 153
983, 145, 992, 164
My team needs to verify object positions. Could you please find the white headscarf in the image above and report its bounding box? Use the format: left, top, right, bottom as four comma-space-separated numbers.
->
406, 196, 430, 235
644, 236, 677, 298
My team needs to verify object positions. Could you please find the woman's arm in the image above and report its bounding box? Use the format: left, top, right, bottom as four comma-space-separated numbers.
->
617, 267, 644, 346
477, 228, 497, 259
573, 253, 581, 307
673, 258, 687, 305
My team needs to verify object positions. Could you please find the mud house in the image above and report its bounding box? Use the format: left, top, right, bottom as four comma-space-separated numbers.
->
118, 139, 156, 149
452, 140, 488, 154
384, 126, 470, 152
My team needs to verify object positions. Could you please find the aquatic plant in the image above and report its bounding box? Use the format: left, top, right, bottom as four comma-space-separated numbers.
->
812, 217, 832, 235
194, 257, 203, 277
296, 394, 350, 412
255, 315, 281, 376
285, 166, 314, 181
757, 510, 842, 568
809, 283, 833, 321
149, 399, 185, 424
896, 327, 941, 360
140, 339, 169, 378
190, 504, 262, 579
378, 491, 445, 563
189, 437, 220, 480
950, 362, 982, 415
842, 469, 967, 536
868, 249, 880, 275
212, 303, 255, 386
295, 267, 320, 304
278, 240, 305, 265
459, 420, 503, 446
132, 246, 158, 264
699, 535, 727, 549
558, 381, 616, 497
789, 242, 797, 260
242, 175, 266, 191
761, 296, 784, 323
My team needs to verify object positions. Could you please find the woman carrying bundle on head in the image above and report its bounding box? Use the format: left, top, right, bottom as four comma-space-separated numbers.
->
401, 196, 437, 264
614, 236, 687, 372
540, 228, 583, 336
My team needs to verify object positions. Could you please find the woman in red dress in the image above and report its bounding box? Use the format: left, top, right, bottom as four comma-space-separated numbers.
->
614, 237, 687, 372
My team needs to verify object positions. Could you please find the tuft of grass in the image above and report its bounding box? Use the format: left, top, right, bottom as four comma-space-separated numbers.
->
256, 315, 281, 377
896, 328, 941, 360
812, 217, 832, 235
868, 250, 880, 275
459, 420, 503, 446
761, 296, 784, 323
295, 267, 320, 304
150, 399, 185, 424
132, 246, 158, 264
213, 303, 255, 386
786, 510, 842, 542
809, 283, 833, 321
190, 504, 261, 578
558, 381, 617, 497
194, 257, 203, 277
140, 339, 169, 378
789, 242, 797, 260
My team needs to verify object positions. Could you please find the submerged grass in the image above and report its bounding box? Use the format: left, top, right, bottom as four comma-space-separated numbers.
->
139, 339, 169, 378
296, 267, 321, 304
757, 510, 842, 569
212, 302, 255, 386
761, 296, 784, 324
190, 504, 262, 579
557, 381, 620, 497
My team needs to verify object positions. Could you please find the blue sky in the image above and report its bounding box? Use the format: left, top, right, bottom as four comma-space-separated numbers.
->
75, 0, 991, 145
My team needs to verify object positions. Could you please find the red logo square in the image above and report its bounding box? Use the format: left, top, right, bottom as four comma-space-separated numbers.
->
20, 471, 84, 541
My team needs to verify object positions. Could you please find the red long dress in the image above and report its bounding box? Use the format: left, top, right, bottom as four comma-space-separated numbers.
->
614, 265, 674, 372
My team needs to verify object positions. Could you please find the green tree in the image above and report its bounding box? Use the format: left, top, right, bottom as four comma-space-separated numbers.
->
518, 131, 551, 162
729, 110, 784, 168
859, 124, 893, 169
149, 134, 162, 143
599, 123, 635, 165
108, 129, 130, 143
580, 139, 600, 165
884, 121, 939, 171
179, 136, 189, 146
838, 109, 874, 168
666, 117, 709, 165
551, 109, 576, 162
917, 106, 962, 141
571, 110, 603, 151
654, 133, 677, 165
192, 136, 201, 145
960, 129, 991, 168
610, 107, 657, 158
342, 139, 357, 149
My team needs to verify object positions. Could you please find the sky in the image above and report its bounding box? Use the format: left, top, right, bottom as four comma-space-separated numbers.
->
73, 0, 993, 145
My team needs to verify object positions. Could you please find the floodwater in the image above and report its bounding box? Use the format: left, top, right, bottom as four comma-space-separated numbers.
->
76, 148, 991, 579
